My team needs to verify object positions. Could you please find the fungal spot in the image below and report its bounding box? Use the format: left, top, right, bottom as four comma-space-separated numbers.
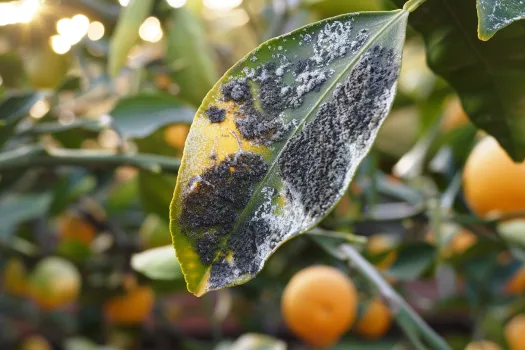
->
205, 105, 226, 123
279, 45, 400, 219
179, 151, 268, 266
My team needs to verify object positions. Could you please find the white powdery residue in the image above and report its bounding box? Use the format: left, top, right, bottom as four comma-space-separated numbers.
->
278, 46, 283, 51
291, 69, 334, 107
312, 21, 353, 65
276, 67, 285, 77
243, 67, 256, 79
250, 56, 258, 63
299, 33, 313, 46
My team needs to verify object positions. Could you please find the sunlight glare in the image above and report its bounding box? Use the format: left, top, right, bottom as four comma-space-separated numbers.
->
167, 0, 187, 8
30, 99, 50, 119
139, 17, 163, 43
50, 35, 71, 55
0, 0, 40, 26
119, 0, 130, 7
88, 21, 105, 41
204, 0, 242, 11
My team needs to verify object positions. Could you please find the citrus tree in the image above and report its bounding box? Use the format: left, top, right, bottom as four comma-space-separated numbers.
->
1, 0, 525, 349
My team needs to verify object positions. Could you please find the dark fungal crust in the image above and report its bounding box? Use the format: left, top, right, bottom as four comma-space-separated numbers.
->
215, 23, 370, 147
205, 105, 226, 123
279, 46, 400, 218
178, 151, 268, 265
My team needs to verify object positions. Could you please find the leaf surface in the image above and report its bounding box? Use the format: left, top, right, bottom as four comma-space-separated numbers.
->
171, 11, 408, 296
477, 0, 525, 40
131, 245, 182, 280
392, 0, 525, 161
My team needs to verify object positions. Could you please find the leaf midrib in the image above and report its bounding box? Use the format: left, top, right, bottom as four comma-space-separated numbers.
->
227, 11, 408, 245
439, 0, 516, 156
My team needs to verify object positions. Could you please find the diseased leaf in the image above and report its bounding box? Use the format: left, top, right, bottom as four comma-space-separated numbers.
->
166, 7, 218, 107
110, 93, 195, 139
131, 245, 182, 280
477, 0, 525, 40
170, 11, 408, 296
392, 0, 525, 161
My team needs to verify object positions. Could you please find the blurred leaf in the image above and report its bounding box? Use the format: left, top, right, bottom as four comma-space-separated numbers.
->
391, 0, 525, 161
499, 220, 525, 249
331, 338, 399, 350
131, 245, 182, 280
110, 93, 195, 139
108, 0, 154, 76
227, 334, 286, 350
386, 242, 436, 281
50, 172, 97, 215
104, 177, 139, 214
0, 53, 25, 88
57, 240, 92, 263
305, 0, 383, 18
171, 11, 408, 295
167, 7, 218, 106
0, 193, 52, 237
139, 172, 176, 221
477, 0, 525, 40
139, 214, 172, 249
0, 92, 41, 149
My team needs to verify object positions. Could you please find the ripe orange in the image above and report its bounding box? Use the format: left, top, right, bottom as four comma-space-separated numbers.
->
463, 137, 525, 217
281, 265, 358, 347
354, 298, 392, 339
28, 257, 81, 311
465, 340, 502, 350
506, 266, 525, 295
505, 314, 525, 350
367, 234, 398, 270
164, 124, 190, 150
442, 96, 470, 132
21, 335, 52, 350
57, 212, 96, 245
104, 285, 155, 325
2, 257, 28, 297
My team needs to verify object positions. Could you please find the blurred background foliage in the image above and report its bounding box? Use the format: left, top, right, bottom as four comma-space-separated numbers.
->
1, 0, 525, 349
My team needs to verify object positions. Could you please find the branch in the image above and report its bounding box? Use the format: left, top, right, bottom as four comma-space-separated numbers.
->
339, 244, 452, 350
0, 145, 180, 174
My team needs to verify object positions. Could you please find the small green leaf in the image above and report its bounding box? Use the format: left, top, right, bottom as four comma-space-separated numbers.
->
108, 0, 154, 76
110, 93, 195, 139
131, 245, 182, 280
499, 219, 525, 249
0, 193, 52, 236
386, 242, 436, 281
477, 0, 525, 40
167, 7, 218, 106
171, 11, 408, 295
0, 92, 41, 149
392, 0, 525, 161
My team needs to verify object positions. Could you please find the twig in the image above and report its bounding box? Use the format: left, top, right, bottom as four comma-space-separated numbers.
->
338, 244, 452, 350
0, 145, 180, 174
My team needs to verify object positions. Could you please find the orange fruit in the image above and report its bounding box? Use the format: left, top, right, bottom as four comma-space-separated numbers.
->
57, 212, 96, 245
367, 234, 398, 270
281, 265, 358, 347
164, 124, 190, 150
506, 314, 525, 350
355, 298, 392, 339
442, 96, 470, 132
465, 340, 502, 350
463, 137, 525, 217
28, 257, 81, 311
2, 257, 28, 297
104, 285, 155, 325
21, 335, 52, 350
506, 266, 525, 295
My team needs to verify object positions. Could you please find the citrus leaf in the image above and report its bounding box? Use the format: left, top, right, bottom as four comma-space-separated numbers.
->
108, 0, 153, 76
110, 93, 195, 139
170, 10, 408, 296
166, 7, 218, 107
477, 0, 525, 41
392, 0, 525, 161
0, 92, 41, 149
131, 245, 182, 280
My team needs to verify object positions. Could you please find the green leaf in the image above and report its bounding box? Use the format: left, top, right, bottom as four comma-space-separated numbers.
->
391, 0, 525, 161
110, 93, 195, 139
139, 171, 176, 221
0, 92, 41, 149
131, 245, 182, 280
170, 11, 408, 295
166, 7, 219, 106
477, 0, 525, 40
108, 0, 154, 76
0, 193, 52, 237
386, 242, 436, 281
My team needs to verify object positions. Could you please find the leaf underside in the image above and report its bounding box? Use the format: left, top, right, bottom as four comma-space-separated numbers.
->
477, 0, 525, 40
170, 10, 408, 296
393, 0, 525, 161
